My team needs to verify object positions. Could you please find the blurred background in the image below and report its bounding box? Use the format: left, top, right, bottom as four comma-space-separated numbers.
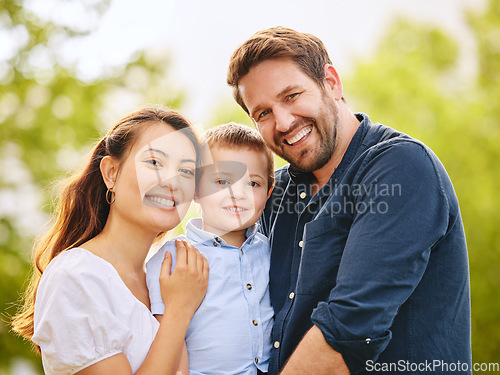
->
1, 0, 499, 373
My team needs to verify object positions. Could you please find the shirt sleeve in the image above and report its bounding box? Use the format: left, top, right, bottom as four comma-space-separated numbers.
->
311, 140, 452, 373
32, 255, 133, 374
146, 240, 178, 315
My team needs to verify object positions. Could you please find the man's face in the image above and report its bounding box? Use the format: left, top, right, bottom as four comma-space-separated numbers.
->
238, 58, 339, 173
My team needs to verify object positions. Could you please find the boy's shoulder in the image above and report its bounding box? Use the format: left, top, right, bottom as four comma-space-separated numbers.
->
146, 234, 188, 266
250, 230, 271, 248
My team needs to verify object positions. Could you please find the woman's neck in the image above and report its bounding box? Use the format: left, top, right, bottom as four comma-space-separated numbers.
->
82, 213, 157, 274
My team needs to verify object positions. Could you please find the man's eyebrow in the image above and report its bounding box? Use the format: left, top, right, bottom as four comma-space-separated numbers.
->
250, 85, 302, 119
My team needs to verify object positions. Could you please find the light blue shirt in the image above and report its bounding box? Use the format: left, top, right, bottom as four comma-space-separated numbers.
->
146, 218, 274, 374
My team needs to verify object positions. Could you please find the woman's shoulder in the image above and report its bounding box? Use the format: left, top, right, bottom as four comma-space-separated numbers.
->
39, 248, 121, 303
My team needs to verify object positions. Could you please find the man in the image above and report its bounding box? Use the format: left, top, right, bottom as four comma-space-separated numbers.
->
227, 27, 471, 374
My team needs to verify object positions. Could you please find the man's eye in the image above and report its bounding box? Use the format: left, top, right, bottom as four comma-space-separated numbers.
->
287, 93, 299, 101
258, 110, 271, 120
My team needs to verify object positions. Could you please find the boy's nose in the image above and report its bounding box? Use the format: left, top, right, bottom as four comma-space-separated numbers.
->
228, 181, 247, 200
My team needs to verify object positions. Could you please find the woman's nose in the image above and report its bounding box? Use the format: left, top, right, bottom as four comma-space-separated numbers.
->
159, 170, 180, 191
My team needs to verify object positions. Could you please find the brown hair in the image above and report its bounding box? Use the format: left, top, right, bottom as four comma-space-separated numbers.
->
227, 26, 333, 114
200, 122, 274, 190
11, 106, 199, 349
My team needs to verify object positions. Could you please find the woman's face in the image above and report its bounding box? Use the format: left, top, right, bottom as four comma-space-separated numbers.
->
111, 122, 197, 235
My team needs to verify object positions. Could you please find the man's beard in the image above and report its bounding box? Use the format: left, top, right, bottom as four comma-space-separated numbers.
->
271, 95, 339, 173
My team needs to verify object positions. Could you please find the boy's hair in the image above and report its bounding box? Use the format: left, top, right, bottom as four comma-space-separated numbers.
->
200, 122, 274, 190
227, 26, 332, 114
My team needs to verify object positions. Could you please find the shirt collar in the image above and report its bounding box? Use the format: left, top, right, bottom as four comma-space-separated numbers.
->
185, 218, 260, 246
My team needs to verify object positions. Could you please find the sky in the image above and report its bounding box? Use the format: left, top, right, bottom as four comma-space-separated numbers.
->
22, 0, 485, 126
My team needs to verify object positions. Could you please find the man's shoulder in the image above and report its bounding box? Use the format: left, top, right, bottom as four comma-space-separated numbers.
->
273, 164, 291, 185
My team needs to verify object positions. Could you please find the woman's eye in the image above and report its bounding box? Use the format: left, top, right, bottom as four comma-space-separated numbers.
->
146, 159, 162, 167
179, 168, 195, 176
216, 179, 229, 185
248, 181, 260, 187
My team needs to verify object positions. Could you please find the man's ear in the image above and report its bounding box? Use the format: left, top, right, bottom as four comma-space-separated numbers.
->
323, 64, 343, 101
100, 156, 118, 189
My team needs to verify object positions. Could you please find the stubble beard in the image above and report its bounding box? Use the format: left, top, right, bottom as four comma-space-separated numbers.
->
272, 95, 339, 173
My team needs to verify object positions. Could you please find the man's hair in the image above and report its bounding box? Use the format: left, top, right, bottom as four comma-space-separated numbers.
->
200, 122, 274, 190
227, 26, 332, 114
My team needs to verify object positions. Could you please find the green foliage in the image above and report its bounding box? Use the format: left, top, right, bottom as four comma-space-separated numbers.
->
0, 0, 185, 372
344, 1, 500, 364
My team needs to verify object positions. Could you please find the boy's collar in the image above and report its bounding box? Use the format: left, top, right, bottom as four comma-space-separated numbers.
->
186, 217, 260, 246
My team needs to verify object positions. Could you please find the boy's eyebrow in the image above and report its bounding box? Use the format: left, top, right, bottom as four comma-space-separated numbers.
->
249, 173, 266, 180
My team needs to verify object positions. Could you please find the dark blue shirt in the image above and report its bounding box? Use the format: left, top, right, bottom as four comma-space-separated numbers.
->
261, 113, 471, 374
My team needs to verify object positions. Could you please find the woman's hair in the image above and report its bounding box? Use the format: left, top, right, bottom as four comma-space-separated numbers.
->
227, 26, 333, 114
11, 106, 199, 349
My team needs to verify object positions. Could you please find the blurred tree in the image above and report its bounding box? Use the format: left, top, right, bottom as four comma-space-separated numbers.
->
0, 0, 185, 373
344, 0, 500, 364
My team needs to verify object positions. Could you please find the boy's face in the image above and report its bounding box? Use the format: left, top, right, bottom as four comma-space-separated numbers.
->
196, 146, 270, 237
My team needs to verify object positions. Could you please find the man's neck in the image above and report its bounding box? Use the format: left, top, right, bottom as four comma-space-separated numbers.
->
311, 111, 360, 196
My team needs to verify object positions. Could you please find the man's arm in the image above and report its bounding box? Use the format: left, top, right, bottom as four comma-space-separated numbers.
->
281, 325, 350, 375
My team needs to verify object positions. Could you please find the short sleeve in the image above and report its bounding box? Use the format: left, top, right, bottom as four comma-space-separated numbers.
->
146, 239, 180, 315
32, 251, 134, 375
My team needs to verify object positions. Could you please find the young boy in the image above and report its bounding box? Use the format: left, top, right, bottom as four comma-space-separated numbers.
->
146, 122, 275, 375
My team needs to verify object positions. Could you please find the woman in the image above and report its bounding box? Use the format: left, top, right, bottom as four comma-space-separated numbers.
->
11, 106, 208, 374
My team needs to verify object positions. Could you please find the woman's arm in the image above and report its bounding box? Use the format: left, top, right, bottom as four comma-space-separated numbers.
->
77, 240, 208, 375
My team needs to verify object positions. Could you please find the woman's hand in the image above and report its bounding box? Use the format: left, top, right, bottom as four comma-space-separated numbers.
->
159, 240, 209, 320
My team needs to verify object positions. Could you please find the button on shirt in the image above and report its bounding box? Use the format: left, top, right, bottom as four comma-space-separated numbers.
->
146, 218, 274, 375
260, 113, 471, 374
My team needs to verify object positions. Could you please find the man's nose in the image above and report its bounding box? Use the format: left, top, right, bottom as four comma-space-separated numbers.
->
273, 104, 295, 133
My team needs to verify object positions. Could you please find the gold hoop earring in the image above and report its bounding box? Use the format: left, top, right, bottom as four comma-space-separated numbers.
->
106, 188, 115, 204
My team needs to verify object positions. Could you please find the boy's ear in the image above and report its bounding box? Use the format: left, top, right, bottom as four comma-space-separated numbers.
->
267, 185, 274, 199
100, 156, 118, 189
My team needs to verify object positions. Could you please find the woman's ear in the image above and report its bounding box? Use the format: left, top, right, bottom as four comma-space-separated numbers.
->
100, 156, 118, 189
193, 190, 200, 204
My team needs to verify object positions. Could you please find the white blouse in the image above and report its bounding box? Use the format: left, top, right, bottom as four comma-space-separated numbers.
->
32, 248, 160, 375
